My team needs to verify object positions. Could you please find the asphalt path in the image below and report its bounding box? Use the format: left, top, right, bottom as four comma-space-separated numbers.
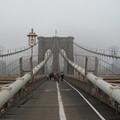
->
0, 80, 120, 120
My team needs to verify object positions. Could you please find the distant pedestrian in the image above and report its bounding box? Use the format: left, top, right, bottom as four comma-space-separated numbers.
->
53, 72, 57, 81
60, 72, 64, 82
56, 73, 60, 82
49, 73, 52, 81
46, 74, 49, 81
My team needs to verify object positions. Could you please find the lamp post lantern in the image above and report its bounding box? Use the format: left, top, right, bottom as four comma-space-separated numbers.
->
27, 28, 37, 57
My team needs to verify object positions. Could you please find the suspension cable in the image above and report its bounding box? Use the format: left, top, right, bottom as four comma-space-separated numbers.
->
74, 42, 120, 59
0, 42, 39, 57
0, 46, 31, 57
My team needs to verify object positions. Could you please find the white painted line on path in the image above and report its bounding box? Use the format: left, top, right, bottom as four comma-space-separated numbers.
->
65, 81, 106, 120
56, 82, 67, 120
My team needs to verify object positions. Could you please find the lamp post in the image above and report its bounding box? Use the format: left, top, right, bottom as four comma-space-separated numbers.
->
27, 28, 37, 57
27, 29, 37, 79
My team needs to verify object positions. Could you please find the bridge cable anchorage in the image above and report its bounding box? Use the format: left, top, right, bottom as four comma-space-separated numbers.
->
73, 42, 120, 59
56, 39, 120, 104
0, 40, 56, 108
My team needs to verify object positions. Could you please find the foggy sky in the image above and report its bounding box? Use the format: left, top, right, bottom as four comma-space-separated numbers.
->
0, 0, 120, 50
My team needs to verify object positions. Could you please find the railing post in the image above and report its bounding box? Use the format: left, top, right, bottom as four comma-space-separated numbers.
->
84, 56, 88, 80
94, 57, 98, 76
30, 56, 33, 81
78, 72, 80, 80
19, 57, 24, 77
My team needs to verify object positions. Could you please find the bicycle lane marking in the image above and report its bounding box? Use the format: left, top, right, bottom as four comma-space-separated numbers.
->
56, 82, 67, 120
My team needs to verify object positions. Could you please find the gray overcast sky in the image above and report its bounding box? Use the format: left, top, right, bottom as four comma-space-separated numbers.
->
0, 0, 120, 50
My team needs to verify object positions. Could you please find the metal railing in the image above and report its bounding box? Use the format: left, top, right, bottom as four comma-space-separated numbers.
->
56, 39, 120, 104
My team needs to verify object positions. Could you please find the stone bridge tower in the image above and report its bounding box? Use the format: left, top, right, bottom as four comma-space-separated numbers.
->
37, 36, 74, 74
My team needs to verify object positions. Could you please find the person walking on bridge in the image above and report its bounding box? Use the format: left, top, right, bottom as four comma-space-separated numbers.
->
56, 73, 60, 82
60, 72, 64, 82
49, 72, 53, 81
46, 73, 49, 81
53, 72, 57, 81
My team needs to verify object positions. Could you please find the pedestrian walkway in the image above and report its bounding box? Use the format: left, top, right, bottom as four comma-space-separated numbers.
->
0, 80, 113, 120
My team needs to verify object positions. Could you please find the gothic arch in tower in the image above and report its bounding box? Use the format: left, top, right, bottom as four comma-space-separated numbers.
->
37, 36, 74, 74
